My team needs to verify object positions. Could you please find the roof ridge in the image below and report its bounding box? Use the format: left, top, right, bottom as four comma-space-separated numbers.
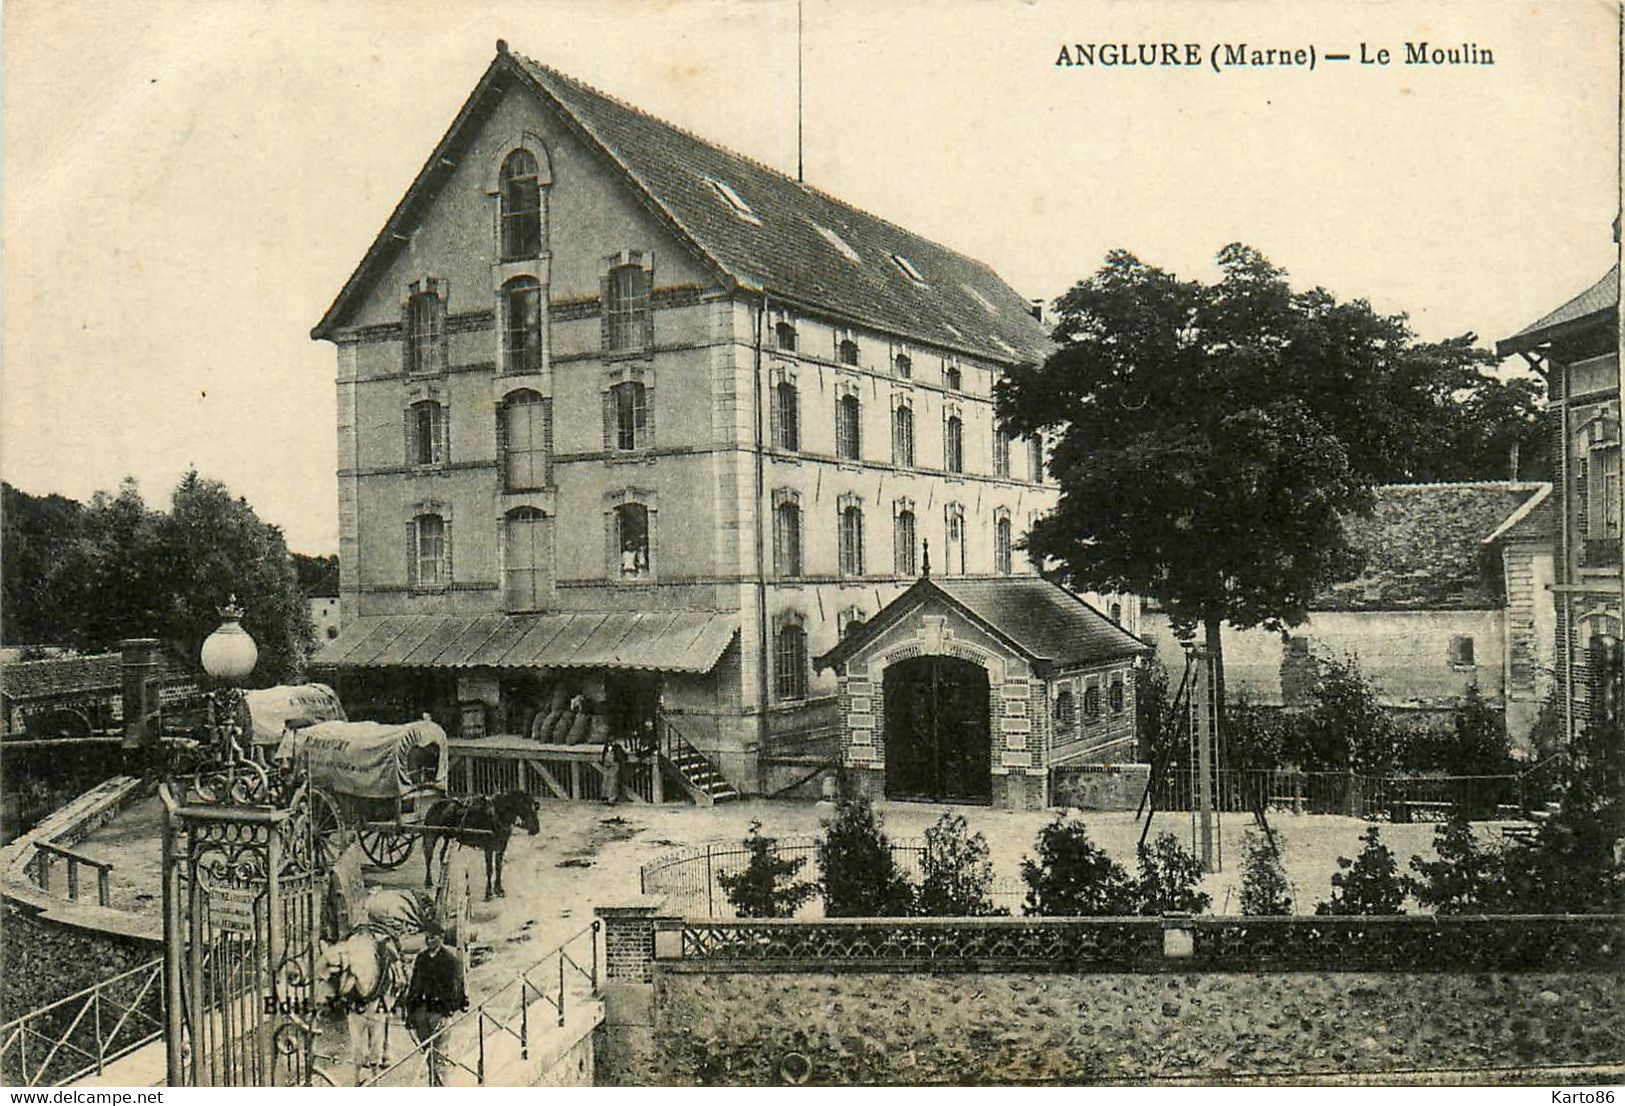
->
1375, 480, 1549, 493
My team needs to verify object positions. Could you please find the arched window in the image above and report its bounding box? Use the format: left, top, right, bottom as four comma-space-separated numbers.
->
836, 394, 861, 460
1110, 602, 1123, 624
775, 321, 797, 352
503, 507, 550, 611
611, 381, 648, 451
894, 352, 912, 378
995, 515, 1012, 574
405, 287, 445, 376
1083, 685, 1102, 720
994, 427, 1012, 477
838, 338, 859, 366
605, 262, 651, 351
775, 623, 808, 701
894, 508, 917, 576
502, 277, 544, 374
1028, 436, 1044, 482
944, 505, 965, 575
774, 500, 803, 577
615, 502, 650, 578
839, 504, 864, 576
407, 400, 446, 467
842, 612, 866, 639
945, 415, 964, 474
1109, 674, 1126, 714
892, 404, 915, 467
410, 513, 447, 588
943, 364, 962, 391
499, 390, 550, 491
774, 382, 800, 451
1054, 689, 1075, 732
500, 149, 543, 261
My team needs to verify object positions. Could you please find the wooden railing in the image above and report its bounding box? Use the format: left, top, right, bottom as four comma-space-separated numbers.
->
29, 840, 114, 907
0, 957, 164, 1086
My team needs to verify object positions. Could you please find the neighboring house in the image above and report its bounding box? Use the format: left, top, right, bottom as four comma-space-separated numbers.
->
1141, 482, 1556, 751
1, 642, 198, 739
310, 43, 1135, 795
1498, 263, 1624, 739
308, 597, 341, 644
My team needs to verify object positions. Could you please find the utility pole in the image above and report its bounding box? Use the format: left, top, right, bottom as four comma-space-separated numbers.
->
1188, 644, 1217, 873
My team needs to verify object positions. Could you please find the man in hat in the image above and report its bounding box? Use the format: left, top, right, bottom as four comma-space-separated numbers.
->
402, 922, 466, 1085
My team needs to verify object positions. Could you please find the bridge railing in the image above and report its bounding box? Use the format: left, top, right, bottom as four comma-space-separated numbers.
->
0, 957, 165, 1087
361, 920, 601, 1087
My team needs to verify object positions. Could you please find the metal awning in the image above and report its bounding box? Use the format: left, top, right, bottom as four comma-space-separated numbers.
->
312, 611, 738, 675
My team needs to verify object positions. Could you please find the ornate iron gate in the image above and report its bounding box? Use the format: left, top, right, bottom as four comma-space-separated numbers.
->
161, 712, 326, 1086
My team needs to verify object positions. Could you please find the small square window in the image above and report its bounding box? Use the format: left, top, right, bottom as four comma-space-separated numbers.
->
1448, 636, 1475, 668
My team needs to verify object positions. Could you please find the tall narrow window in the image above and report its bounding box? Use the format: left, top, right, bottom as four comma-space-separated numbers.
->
407, 401, 446, 467
1054, 689, 1076, 734
838, 338, 859, 366
839, 505, 865, 576
605, 262, 651, 351
995, 515, 1012, 574
836, 394, 861, 461
1589, 444, 1621, 543
894, 352, 912, 378
892, 404, 915, 467
943, 364, 962, 391
503, 507, 550, 611
774, 500, 803, 577
616, 503, 650, 578
994, 428, 1012, 477
775, 321, 797, 352
612, 382, 648, 451
1109, 674, 1126, 714
775, 623, 808, 701
894, 509, 917, 576
500, 390, 549, 490
774, 382, 800, 450
412, 514, 447, 588
1083, 685, 1102, 720
500, 149, 543, 261
502, 277, 544, 374
944, 506, 965, 575
1028, 436, 1044, 482
945, 416, 964, 474
405, 288, 445, 376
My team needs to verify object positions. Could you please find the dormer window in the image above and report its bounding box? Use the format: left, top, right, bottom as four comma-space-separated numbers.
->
838, 338, 859, 367
812, 223, 862, 265
890, 253, 926, 285
703, 177, 761, 225
775, 321, 798, 352
943, 364, 962, 392
894, 352, 912, 378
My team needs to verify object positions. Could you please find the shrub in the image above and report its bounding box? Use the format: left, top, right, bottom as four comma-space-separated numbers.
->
1407, 816, 1506, 914
1134, 832, 1210, 914
917, 812, 1004, 916
1021, 815, 1137, 916
717, 820, 819, 918
1239, 830, 1294, 915
1223, 694, 1288, 772
816, 795, 916, 917
1287, 654, 1399, 773
1315, 826, 1406, 915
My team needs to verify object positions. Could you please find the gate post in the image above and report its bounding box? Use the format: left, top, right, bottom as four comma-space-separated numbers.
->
161, 789, 185, 1087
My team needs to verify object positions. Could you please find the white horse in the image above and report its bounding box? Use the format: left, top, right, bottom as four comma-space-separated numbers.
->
316, 928, 405, 1085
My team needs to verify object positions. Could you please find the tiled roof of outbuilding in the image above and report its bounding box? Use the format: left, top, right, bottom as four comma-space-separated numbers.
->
314, 45, 1050, 367
1497, 265, 1618, 354
1, 652, 193, 702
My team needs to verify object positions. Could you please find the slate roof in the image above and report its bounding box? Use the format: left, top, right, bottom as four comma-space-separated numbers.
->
1315, 482, 1552, 612
1498, 265, 1618, 354
816, 576, 1149, 675
1, 652, 194, 702
314, 45, 1050, 367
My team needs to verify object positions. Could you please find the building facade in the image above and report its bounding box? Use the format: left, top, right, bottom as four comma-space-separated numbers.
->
312, 43, 1119, 794
1498, 264, 1624, 740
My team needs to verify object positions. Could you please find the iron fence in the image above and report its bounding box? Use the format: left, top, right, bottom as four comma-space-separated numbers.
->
0, 957, 165, 1087
1149, 768, 1529, 821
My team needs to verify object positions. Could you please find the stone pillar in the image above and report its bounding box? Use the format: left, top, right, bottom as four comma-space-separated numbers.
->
119, 638, 162, 750
594, 896, 667, 1085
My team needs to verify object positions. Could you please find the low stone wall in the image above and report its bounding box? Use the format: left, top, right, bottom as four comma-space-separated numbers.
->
0, 901, 161, 1022
1050, 763, 1150, 811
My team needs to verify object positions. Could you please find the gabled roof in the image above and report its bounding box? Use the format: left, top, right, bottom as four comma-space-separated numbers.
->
1, 652, 194, 702
815, 576, 1149, 675
1497, 265, 1618, 355
313, 44, 1050, 367
1315, 482, 1552, 612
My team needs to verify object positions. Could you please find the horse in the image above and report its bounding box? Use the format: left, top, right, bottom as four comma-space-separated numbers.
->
421, 790, 539, 900
315, 927, 406, 1084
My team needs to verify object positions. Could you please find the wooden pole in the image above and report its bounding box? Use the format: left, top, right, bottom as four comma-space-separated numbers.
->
1193, 647, 1216, 873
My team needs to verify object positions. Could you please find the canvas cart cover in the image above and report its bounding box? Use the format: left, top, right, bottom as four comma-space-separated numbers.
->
244, 683, 347, 745
278, 718, 448, 799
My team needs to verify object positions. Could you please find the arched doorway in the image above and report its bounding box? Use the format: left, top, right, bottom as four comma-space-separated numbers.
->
883, 655, 991, 802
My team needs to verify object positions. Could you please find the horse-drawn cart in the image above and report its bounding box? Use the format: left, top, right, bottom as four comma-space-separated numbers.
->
276, 718, 450, 869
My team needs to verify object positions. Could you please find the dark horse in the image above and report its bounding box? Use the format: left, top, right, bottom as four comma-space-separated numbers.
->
421, 791, 539, 900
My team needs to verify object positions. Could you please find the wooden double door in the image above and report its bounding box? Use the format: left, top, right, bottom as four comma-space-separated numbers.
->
882, 655, 992, 803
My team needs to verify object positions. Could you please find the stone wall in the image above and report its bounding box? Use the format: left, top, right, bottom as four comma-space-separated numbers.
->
0, 900, 161, 1022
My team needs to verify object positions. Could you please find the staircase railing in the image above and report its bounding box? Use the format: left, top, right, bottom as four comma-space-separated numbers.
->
656, 715, 733, 805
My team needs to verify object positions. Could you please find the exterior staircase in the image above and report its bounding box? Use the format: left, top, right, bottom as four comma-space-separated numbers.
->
657, 716, 738, 806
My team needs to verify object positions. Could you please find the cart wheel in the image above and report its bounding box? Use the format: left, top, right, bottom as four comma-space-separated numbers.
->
310, 789, 344, 870
360, 828, 415, 869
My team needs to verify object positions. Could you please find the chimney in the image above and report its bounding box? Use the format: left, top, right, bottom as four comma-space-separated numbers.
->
1028, 299, 1045, 324
120, 638, 161, 750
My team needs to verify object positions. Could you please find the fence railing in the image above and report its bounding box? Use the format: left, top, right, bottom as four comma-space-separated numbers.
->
1149, 768, 1530, 821
28, 840, 114, 907
450, 744, 657, 805
0, 957, 165, 1087
360, 920, 601, 1087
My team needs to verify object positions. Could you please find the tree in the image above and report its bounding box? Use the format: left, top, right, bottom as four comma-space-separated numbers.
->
292, 553, 340, 598
1134, 832, 1210, 915
1287, 654, 1398, 773
1239, 831, 1294, 915
917, 813, 1003, 916
816, 795, 916, 917
718, 821, 818, 918
1021, 816, 1137, 916
1408, 816, 1506, 914
996, 244, 1510, 705
1315, 826, 1407, 915
1, 483, 86, 645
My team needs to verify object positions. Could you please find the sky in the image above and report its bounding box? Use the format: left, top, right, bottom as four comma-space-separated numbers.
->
3, 0, 1619, 555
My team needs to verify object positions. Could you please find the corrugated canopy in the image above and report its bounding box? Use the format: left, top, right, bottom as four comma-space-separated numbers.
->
313, 611, 737, 675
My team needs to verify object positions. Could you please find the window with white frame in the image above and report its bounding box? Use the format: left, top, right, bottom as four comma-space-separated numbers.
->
502, 276, 544, 374
894, 503, 917, 576
604, 259, 651, 351
499, 390, 550, 491
774, 494, 803, 577
503, 507, 550, 611
610, 381, 649, 451
836, 393, 862, 461
406, 400, 447, 467
839, 499, 865, 577
408, 512, 449, 588
500, 149, 543, 261
892, 402, 915, 467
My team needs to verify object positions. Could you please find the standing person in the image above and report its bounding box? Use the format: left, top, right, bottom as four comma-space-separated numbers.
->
402, 922, 466, 1086
600, 736, 630, 805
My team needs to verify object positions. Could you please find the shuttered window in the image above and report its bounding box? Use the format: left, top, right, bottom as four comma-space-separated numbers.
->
503, 508, 549, 611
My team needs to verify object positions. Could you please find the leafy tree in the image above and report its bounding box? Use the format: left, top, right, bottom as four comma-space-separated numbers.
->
718, 821, 818, 918
292, 553, 340, 598
916, 813, 1004, 916
1288, 654, 1398, 773
1399, 687, 1513, 776
1021, 815, 1137, 916
1, 483, 86, 645
1135, 657, 1175, 764
996, 244, 1510, 705
1408, 816, 1506, 914
816, 795, 916, 917
1222, 693, 1288, 772
1315, 826, 1407, 915
1134, 831, 1210, 915
1239, 831, 1294, 915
